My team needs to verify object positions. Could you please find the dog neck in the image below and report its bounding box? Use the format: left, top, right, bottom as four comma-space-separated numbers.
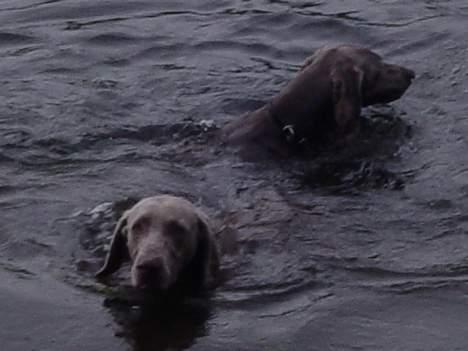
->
267, 102, 310, 148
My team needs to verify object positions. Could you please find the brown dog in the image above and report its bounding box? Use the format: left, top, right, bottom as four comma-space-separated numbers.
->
222, 45, 415, 156
96, 195, 220, 293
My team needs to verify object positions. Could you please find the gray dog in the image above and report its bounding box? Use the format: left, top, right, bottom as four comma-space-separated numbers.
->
96, 195, 220, 293
222, 45, 415, 156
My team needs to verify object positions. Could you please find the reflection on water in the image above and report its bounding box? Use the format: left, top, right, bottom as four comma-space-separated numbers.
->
1, 0, 468, 350
106, 296, 213, 351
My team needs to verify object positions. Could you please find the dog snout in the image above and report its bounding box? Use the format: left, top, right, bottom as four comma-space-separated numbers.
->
134, 258, 169, 290
403, 67, 415, 81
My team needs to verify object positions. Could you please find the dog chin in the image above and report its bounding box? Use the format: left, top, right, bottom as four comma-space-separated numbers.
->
133, 277, 171, 291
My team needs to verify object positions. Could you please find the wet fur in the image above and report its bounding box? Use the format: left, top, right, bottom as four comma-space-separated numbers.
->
222, 45, 415, 156
96, 195, 220, 294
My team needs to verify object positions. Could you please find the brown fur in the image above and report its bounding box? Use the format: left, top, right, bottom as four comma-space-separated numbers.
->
96, 195, 220, 292
222, 45, 415, 156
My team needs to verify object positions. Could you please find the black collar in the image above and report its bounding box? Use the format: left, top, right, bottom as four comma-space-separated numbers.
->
267, 102, 308, 147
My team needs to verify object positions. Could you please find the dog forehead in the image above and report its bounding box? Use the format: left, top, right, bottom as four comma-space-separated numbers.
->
337, 45, 382, 61
126, 195, 199, 224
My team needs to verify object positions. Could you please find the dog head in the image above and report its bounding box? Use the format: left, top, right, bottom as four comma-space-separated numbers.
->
339, 46, 415, 106
304, 45, 415, 107
96, 195, 219, 292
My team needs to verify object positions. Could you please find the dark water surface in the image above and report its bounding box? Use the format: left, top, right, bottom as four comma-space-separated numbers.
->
1, 1, 468, 350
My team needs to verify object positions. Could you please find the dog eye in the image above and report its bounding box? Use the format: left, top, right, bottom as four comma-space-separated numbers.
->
131, 217, 151, 235
165, 220, 187, 247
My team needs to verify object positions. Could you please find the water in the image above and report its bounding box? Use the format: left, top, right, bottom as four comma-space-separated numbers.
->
1, 1, 468, 350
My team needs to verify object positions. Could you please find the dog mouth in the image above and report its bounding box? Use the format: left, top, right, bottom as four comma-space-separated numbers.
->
363, 82, 412, 106
132, 261, 172, 291
133, 276, 173, 294
406, 68, 416, 81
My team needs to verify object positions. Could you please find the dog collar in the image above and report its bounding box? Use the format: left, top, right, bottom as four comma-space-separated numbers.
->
268, 103, 307, 146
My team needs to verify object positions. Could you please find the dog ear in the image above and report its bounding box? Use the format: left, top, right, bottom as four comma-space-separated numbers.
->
95, 212, 129, 278
193, 211, 220, 290
331, 64, 364, 141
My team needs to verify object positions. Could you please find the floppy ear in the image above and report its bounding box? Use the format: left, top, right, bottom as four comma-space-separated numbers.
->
331, 65, 364, 141
95, 213, 129, 278
192, 212, 220, 290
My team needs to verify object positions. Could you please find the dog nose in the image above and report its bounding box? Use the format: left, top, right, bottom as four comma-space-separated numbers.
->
405, 68, 415, 81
